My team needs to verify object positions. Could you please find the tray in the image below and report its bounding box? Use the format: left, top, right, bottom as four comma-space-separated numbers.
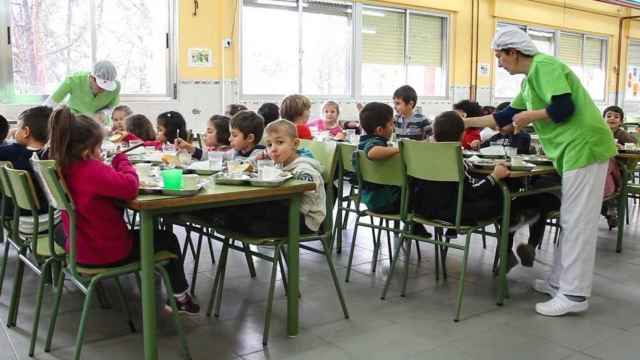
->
161, 185, 204, 196
509, 163, 536, 172
249, 174, 293, 187
188, 161, 223, 175
520, 155, 552, 165
214, 173, 251, 185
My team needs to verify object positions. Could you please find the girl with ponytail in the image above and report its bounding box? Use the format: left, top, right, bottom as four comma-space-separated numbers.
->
50, 106, 199, 313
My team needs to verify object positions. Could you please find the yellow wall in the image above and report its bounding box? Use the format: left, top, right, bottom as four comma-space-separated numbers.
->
182, 0, 640, 97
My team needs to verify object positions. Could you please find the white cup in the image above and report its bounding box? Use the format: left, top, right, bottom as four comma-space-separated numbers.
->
135, 163, 152, 178
624, 142, 636, 150
257, 159, 275, 178
183, 174, 199, 189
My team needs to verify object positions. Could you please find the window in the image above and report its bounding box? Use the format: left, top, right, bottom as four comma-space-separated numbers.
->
1, 0, 175, 102
625, 41, 640, 101
240, 1, 448, 99
494, 23, 607, 102
242, 0, 353, 97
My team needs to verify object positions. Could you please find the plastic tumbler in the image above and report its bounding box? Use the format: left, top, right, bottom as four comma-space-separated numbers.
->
161, 169, 183, 189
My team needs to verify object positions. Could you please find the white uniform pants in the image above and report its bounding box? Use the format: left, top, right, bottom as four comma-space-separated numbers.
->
547, 160, 608, 297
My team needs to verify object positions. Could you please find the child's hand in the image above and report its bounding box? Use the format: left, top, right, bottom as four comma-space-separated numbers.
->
470, 140, 481, 150
491, 162, 510, 180
334, 132, 346, 140
175, 138, 195, 154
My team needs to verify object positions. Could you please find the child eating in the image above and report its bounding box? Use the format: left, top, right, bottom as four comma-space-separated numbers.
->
280, 95, 313, 140
228, 110, 266, 161
176, 115, 231, 160
308, 101, 345, 139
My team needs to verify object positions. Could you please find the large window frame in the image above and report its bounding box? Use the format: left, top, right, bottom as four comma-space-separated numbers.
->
239, 0, 450, 101
0, 0, 178, 104
494, 21, 608, 103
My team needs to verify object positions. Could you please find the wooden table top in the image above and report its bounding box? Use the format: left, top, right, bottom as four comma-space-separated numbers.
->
468, 164, 557, 178
127, 180, 315, 211
616, 151, 640, 160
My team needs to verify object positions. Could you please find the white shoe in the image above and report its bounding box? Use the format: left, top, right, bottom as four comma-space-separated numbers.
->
535, 293, 589, 317
533, 279, 558, 297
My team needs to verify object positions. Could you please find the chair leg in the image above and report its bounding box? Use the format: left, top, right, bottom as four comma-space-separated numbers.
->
44, 269, 65, 352
345, 214, 361, 282
441, 236, 449, 280
381, 236, 404, 300
277, 247, 288, 296
0, 240, 10, 299
434, 229, 441, 281
242, 242, 257, 278
95, 282, 112, 309
454, 234, 472, 322
371, 218, 383, 273
415, 240, 422, 261
7, 256, 26, 327
262, 246, 281, 346
190, 232, 204, 296
29, 259, 53, 356
320, 238, 349, 319
73, 280, 98, 360
207, 239, 229, 317
114, 277, 136, 333
482, 227, 487, 249
401, 238, 412, 297
214, 241, 231, 317
206, 231, 216, 264
157, 266, 192, 359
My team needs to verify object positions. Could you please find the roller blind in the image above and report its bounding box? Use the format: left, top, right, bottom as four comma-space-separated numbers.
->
408, 13, 443, 66
362, 7, 405, 64
558, 33, 582, 66
629, 42, 640, 66
584, 37, 603, 67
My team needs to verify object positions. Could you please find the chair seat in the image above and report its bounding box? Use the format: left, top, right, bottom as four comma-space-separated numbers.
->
365, 211, 401, 221
545, 210, 561, 219
35, 235, 66, 256
214, 227, 320, 246
18, 211, 60, 235
409, 214, 496, 233
76, 251, 177, 276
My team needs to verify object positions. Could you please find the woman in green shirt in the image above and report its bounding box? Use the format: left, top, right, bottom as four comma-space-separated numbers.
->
465, 27, 616, 317
43, 60, 120, 124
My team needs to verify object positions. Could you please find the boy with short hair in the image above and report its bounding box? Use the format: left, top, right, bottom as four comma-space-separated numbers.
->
453, 100, 483, 149
0, 114, 9, 145
0, 106, 52, 214
280, 95, 313, 140
603, 105, 636, 146
480, 124, 532, 154
214, 119, 326, 236
392, 85, 431, 140
228, 110, 266, 161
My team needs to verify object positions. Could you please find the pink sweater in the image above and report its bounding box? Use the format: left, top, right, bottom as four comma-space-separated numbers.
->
308, 118, 343, 137
61, 154, 139, 265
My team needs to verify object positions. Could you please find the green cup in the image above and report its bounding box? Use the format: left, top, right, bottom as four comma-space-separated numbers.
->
161, 169, 183, 190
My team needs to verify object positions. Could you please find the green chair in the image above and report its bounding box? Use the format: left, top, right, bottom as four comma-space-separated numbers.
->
381, 141, 501, 322
0, 161, 16, 297
207, 140, 349, 345
345, 151, 423, 282
30, 159, 192, 360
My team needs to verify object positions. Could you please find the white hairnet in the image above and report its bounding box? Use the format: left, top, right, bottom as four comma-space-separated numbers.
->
491, 26, 538, 56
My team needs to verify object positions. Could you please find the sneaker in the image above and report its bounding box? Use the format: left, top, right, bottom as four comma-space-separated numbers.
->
516, 243, 536, 267
535, 293, 589, 316
606, 215, 618, 230
532, 279, 558, 297
165, 293, 200, 316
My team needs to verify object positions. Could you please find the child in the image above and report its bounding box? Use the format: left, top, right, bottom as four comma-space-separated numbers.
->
125, 114, 156, 141
176, 115, 231, 160
603, 105, 636, 147
392, 85, 431, 140
479, 124, 532, 154
453, 100, 483, 149
228, 110, 266, 160
111, 105, 132, 133
413, 111, 559, 271
280, 95, 313, 140
226, 104, 247, 117
212, 119, 325, 236
0, 106, 52, 214
257, 103, 280, 126
308, 101, 345, 139
132, 111, 187, 150
48, 106, 199, 314
0, 114, 9, 145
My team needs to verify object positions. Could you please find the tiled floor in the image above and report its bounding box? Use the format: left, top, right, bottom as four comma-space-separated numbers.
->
1, 205, 640, 360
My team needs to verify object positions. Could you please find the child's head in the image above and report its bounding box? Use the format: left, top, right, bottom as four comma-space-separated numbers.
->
360, 102, 394, 139
226, 104, 248, 117
49, 106, 104, 169
453, 100, 482, 118
206, 115, 231, 148
496, 101, 511, 112
280, 95, 311, 124
0, 114, 9, 144
112, 105, 132, 131
229, 110, 264, 151
257, 103, 280, 126
156, 111, 187, 144
393, 85, 417, 116
322, 101, 340, 125
15, 106, 52, 146
603, 105, 624, 131
264, 119, 299, 166
433, 111, 465, 142
126, 114, 156, 141
481, 105, 496, 116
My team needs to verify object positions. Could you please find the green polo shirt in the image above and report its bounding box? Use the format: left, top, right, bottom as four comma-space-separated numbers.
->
50, 71, 120, 115
511, 54, 616, 174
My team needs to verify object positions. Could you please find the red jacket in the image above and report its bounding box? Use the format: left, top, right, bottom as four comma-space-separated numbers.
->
296, 124, 313, 140
462, 128, 481, 150
61, 154, 139, 265
122, 133, 162, 150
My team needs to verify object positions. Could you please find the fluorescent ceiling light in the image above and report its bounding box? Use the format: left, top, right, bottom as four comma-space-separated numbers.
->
363, 10, 385, 17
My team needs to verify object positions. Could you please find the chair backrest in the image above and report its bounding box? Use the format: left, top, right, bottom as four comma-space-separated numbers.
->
30, 159, 74, 212
400, 140, 465, 228
355, 151, 404, 187
338, 143, 357, 173
0, 161, 13, 199
4, 167, 40, 213
299, 140, 338, 184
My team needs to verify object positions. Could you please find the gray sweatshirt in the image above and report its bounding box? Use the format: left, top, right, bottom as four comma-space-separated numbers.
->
282, 156, 326, 232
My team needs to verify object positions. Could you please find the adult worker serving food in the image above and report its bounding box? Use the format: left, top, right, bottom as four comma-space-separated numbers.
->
464, 27, 616, 317
44, 60, 120, 123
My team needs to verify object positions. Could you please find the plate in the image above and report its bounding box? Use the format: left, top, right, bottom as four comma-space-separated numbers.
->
509, 162, 536, 172
521, 155, 552, 165
214, 173, 251, 185
249, 174, 293, 187
189, 161, 222, 175
468, 159, 496, 169
161, 185, 204, 196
